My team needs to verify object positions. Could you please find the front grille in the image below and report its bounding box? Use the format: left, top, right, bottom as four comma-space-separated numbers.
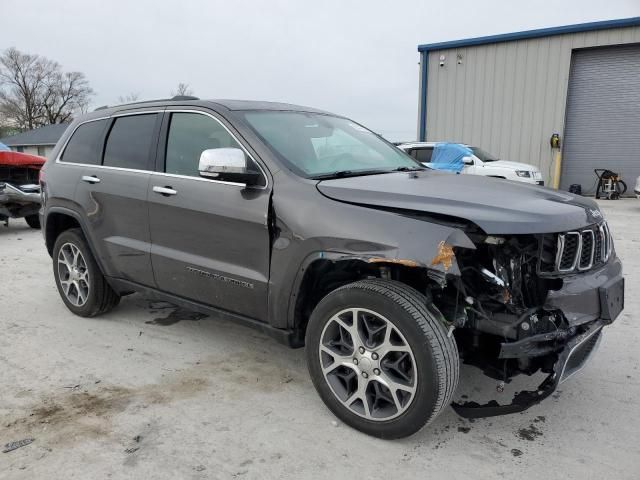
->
539, 222, 612, 275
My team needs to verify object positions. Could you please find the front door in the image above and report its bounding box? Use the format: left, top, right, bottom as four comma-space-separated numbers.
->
148, 110, 271, 321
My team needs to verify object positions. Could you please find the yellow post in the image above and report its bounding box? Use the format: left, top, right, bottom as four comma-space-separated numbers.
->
552, 150, 562, 189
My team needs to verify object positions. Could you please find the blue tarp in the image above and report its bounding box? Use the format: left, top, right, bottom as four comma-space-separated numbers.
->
428, 142, 473, 173
0, 142, 10, 151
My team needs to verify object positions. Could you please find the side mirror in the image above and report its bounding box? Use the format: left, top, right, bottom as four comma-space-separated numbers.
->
198, 148, 261, 186
462, 156, 474, 165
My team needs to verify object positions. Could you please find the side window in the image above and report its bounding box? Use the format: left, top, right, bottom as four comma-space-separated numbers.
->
165, 112, 246, 177
60, 119, 107, 164
103, 114, 158, 170
414, 148, 433, 163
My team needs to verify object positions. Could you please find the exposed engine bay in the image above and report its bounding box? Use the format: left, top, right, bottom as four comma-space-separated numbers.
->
428, 229, 622, 417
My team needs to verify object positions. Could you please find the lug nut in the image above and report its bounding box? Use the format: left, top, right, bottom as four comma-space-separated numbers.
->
359, 347, 365, 354
353, 358, 359, 365
362, 372, 369, 378
373, 368, 380, 375
371, 352, 379, 360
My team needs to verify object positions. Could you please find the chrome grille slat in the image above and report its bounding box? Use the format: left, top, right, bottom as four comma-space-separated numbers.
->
544, 221, 611, 275
578, 230, 595, 270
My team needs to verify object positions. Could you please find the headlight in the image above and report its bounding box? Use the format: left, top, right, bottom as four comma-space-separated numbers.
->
515, 170, 531, 178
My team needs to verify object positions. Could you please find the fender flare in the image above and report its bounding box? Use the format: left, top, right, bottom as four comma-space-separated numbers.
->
45, 206, 108, 276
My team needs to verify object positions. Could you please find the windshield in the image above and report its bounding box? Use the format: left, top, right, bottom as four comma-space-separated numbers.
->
470, 146, 499, 162
242, 111, 422, 178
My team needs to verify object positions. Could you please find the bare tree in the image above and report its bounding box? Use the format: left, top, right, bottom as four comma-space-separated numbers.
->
117, 92, 140, 104
42, 71, 93, 124
171, 82, 193, 97
0, 47, 93, 131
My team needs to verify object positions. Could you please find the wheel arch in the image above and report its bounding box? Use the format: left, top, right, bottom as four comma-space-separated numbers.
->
45, 207, 107, 276
288, 252, 454, 343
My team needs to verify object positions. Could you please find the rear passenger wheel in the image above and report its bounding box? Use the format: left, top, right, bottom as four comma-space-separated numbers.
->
305, 279, 459, 439
52, 228, 120, 317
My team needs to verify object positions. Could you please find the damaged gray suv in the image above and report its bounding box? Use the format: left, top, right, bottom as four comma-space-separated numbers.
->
40, 98, 624, 439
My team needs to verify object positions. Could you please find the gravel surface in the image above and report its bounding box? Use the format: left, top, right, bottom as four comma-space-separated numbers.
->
1, 199, 639, 479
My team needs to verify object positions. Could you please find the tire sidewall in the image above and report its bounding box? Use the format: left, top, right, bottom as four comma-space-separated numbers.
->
52, 229, 104, 317
306, 284, 444, 439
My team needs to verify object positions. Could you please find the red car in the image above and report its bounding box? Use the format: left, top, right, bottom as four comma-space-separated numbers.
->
0, 150, 46, 228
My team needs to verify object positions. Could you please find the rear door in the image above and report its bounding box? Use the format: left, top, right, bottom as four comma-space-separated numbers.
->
147, 109, 271, 320
74, 110, 162, 286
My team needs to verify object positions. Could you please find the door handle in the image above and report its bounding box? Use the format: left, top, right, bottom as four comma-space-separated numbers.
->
81, 175, 101, 184
153, 186, 177, 196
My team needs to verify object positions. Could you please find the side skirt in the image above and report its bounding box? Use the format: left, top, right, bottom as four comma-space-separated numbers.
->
107, 277, 305, 348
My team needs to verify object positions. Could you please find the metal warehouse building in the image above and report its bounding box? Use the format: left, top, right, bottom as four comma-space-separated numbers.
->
417, 17, 640, 193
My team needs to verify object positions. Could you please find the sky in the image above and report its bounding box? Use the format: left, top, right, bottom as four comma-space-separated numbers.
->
3, 0, 639, 141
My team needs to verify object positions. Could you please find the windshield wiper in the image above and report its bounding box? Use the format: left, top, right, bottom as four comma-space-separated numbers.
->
392, 166, 425, 172
311, 169, 388, 180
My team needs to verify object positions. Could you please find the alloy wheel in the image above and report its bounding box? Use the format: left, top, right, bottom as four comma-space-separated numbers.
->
57, 242, 90, 307
318, 308, 417, 421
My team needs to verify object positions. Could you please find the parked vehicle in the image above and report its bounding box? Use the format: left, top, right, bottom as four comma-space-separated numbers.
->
40, 98, 623, 439
397, 142, 544, 185
635, 176, 640, 198
0, 150, 45, 228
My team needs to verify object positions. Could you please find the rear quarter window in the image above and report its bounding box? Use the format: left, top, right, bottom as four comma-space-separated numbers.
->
60, 120, 108, 164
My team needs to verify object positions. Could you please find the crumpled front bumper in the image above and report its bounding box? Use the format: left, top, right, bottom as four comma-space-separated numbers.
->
453, 320, 606, 418
452, 257, 624, 419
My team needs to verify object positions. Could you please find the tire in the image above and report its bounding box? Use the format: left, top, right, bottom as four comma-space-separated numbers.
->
616, 180, 627, 196
24, 214, 40, 229
305, 279, 459, 439
52, 228, 120, 317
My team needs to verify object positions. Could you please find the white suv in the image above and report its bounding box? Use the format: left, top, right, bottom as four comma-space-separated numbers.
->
398, 142, 544, 185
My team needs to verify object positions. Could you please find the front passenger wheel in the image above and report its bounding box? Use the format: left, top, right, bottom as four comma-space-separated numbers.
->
305, 279, 459, 439
52, 228, 120, 317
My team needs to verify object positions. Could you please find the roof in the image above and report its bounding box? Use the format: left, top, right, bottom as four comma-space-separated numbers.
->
418, 16, 640, 52
0, 123, 70, 147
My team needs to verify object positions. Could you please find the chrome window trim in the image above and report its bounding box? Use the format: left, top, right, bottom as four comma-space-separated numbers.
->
55, 109, 269, 190
160, 109, 269, 190
54, 115, 112, 164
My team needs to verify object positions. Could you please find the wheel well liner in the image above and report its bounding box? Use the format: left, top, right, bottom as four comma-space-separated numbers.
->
291, 255, 443, 339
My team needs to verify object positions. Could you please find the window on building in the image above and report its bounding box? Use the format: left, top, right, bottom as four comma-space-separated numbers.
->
60, 119, 108, 164
165, 112, 244, 177
16, 146, 24, 153
37, 145, 46, 157
103, 114, 158, 170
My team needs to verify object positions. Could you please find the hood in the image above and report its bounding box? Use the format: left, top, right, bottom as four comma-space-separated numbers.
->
316, 171, 601, 234
483, 160, 540, 171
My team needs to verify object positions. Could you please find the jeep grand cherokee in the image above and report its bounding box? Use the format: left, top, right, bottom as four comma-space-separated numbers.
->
39, 98, 624, 439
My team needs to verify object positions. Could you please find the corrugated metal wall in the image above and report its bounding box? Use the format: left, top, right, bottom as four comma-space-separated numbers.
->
422, 26, 640, 183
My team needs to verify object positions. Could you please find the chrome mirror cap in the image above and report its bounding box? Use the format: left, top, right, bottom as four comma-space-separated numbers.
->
198, 148, 247, 178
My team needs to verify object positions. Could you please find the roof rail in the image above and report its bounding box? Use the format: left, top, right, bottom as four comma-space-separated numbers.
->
171, 95, 199, 101
93, 96, 200, 112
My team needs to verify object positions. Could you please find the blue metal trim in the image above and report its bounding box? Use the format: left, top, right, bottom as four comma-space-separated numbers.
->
418, 17, 640, 52
419, 52, 428, 141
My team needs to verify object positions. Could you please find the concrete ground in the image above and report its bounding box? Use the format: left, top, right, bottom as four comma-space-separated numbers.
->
1, 199, 639, 480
